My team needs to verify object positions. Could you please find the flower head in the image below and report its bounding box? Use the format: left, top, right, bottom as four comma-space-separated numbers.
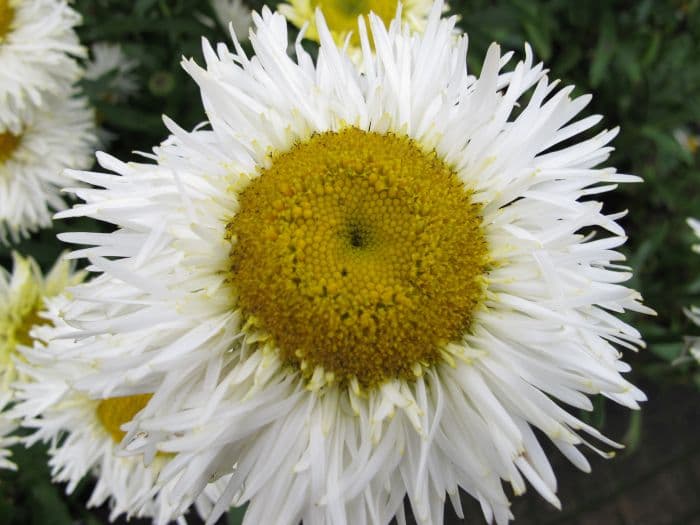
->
84, 42, 139, 102
10, 296, 231, 521
280, 0, 438, 51
0, 0, 85, 131
56, 4, 651, 524
685, 218, 700, 363
1, 252, 83, 392
0, 91, 95, 242
0, 252, 83, 469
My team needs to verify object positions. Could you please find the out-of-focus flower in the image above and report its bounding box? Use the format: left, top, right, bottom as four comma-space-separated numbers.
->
55, 4, 651, 524
0, 393, 18, 470
0, 252, 83, 469
0, 252, 83, 391
210, 0, 253, 42
685, 218, 700, 364
12, 300, 231, 522
279, 0, 438, 50
0, 0, 85, 132
84, 42, 139, 103
673, 128, 699, 155
0, 92, 95, 243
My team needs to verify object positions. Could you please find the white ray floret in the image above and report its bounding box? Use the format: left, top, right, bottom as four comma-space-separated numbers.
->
0, 0, 85, 131
54, 3, 651, 524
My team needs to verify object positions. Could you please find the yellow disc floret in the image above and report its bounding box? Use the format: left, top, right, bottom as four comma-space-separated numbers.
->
96, 394, 153, 443
227, 128, 489, 387
0, 0, 15, 42
0, 131, 20, 164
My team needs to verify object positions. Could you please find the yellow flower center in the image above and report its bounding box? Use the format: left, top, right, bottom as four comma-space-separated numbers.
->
0, 0, 15, 42
227, 128, 489, 387
0, 131, 21, 164
96, 394, 153, 443
313, 0, 397, 46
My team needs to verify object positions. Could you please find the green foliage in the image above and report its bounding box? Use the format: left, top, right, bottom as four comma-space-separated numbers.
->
1, 0, 699, 523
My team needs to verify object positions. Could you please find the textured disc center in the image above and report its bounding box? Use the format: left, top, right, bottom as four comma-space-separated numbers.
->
96, 394, 152, 443
0, 131, 20, 164
0, 0, 14, 42
227, 128, 489, 387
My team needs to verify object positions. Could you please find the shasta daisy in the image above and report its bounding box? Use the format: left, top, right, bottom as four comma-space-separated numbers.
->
55, 4, 652, 524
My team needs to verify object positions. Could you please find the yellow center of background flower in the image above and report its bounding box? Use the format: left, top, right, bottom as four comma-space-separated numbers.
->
96, 394, 152, 443
0, 131, 20, 164
312, 0, 396, 45
227, 128, 489, 387
0, 0, 15, 42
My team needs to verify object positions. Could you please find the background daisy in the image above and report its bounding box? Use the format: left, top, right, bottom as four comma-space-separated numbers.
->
12, 303, 232, 523
279, 0, 439, 50
210, 0, 253, 41
0, 0, 85, 132
0, 92, 95, 243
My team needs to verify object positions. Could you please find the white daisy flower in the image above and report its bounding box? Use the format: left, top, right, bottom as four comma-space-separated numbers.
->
0, 393, 18, 470
55, 4, 651, 524
0, 252, 83, 469
210, 0, 253, 42
84, 42, 139, 102
279, 0, 439, 50
11, 298, 232, 522
0, 0, 85, 132
0, 91, 95, 243
1, 252, 84, 394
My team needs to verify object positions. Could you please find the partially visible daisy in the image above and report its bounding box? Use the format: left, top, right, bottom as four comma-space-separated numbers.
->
0, 393, 18, 470
210, 0, 253, 42
55, 4, 651, 524
0, 91, 95, 243
1, 252, 84, 393
689, 217, 700, 254
685, 218, 700, 363
12, 299, 230, 522
84, 42, 139, 102
674, 128, 699, 156
0, 0, 85, 131
279, 0, 440, 49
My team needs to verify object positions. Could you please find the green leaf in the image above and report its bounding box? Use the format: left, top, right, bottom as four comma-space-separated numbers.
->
649, 342, 684, 361
227, 505, 247, 525
589, 11, 617, 87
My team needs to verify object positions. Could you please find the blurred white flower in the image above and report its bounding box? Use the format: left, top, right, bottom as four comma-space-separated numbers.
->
673, 128, 699, 155
0, 91, 95, 242
85, 42, 139, 102
0, 252, 83, 470
685, 218, 700, 364
11, 302, 231, 522
210, 0, 252, 42
0, 0, 85, 132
